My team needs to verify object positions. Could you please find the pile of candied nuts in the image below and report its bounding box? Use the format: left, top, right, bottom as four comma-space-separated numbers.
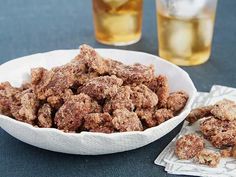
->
0, 44, 188, 133
175, 99, 236, 167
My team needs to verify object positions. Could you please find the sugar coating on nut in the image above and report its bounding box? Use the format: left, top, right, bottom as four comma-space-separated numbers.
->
0, 82, 21, 116
37, 103, 52, 128
200, 116, 236, 148
31, 67, 48, 85
167, 91, 188, 114
80, 75, 123, 100
112, 109, 143, 132
153, 108, 174, 125
84, 113, 114, 133
131, 84, 158, 109
195, 149, 221, 167
54, 93, 101, 132
46, 89, 74, 109
103, 59, 123, 75
210, 130, 236, 148
103, 86, 134, 113
109, 62, 154, 85
11, 89, 39, 125
211, 99, 236, 121
199, 116, 223, 137
76, 72, 99, 86
175, 134, 204, 160
136, 108, 173, 128
186, 105, 213, 124
145, 75, 169, 108
32, 63, 78, 100
73, 44, 109, 75
135, 108, 155, 128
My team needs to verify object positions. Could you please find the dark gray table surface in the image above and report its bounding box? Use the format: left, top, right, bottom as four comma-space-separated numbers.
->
0, 1, 236, 177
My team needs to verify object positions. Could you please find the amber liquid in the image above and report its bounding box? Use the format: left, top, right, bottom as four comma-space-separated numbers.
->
157, 12, 215, 66
93, 0, 143, 46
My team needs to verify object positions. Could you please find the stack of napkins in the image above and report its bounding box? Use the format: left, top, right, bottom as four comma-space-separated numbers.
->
155, 85, 236, 177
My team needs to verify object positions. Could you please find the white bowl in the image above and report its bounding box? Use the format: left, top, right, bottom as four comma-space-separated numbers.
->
0, 49, 197, 155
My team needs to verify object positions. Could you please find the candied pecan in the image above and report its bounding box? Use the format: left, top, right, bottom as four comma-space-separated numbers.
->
186, 105, 213, 124
195, 149, 221, 167
136, 108, 173, 128
103, 86, 134, 113
145, 75, 169, 108
32, 63, 77, 100
80, 75, 123, 100
75, 71, 99, 86
47, 89, 74, 109
104, 59, 124, 73
47, 96, 63, 109
135, 108, 156, 128
0, 82, 21, 116
69, 60, 91, 86
37, 103, 52, 128
62, 89, 74, 102
31, 67, 48, 85
131, 84, 158, 109
211, 99, 236, 121
112, 109, 143, 132
199, 116, 224, 137
154, 108, 174, 125
175, 134, 204, 160
200, 116, 236, 137
73, 44, 109, 74
167, 91, 188, 114
200, 117, 236, 148
108, 61, 154, 84
210, 130, 236, 148
54, 93, 101, 132
11, 89, 39, 125
84, 113, 114, 133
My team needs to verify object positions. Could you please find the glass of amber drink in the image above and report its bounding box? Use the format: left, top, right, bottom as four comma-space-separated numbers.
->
93, 0, 143, 46
156, 0, 218, 66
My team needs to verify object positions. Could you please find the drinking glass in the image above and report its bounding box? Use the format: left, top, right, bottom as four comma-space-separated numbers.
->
156, 0, 218, 66
93, 0, 143, 46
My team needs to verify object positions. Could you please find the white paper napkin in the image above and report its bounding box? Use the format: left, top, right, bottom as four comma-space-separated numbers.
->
154, 85, 236, 177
